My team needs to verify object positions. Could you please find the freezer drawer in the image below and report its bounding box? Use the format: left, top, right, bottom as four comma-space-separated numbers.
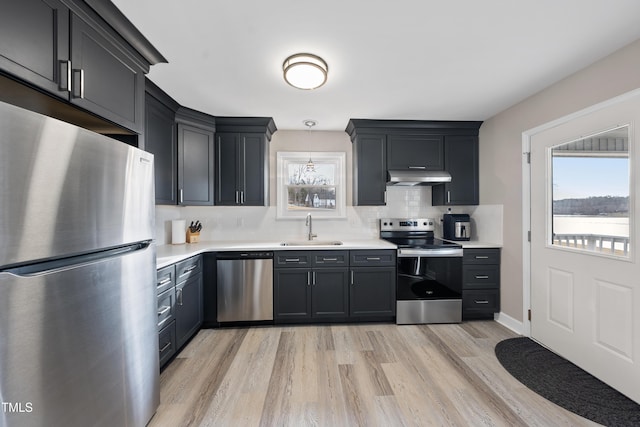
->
0, 245, 159, 427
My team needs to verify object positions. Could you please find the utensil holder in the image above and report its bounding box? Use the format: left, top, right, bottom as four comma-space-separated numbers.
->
186, 230, 200, 243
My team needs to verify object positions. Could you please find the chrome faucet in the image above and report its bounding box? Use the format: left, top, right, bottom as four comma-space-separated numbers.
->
306, 213, 317, 241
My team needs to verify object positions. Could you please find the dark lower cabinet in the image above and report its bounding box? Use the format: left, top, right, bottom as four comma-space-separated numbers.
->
274, 267, 349, 321
158, 320, 176, 368
157, 255, 203, 369
274, 250, 396, 323
274, 268, 312, 320
462, 248, 501, 320
175, 272, 203, 348
312, 268, 349, 318
350, 267, 396, 317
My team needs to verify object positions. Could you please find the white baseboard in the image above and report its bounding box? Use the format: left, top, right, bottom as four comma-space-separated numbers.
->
495, 312, 525, 335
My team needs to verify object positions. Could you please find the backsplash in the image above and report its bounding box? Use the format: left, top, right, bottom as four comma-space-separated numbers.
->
155, 186, 503, 245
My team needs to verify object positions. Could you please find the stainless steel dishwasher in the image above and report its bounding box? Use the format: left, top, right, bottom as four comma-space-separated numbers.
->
216, 251, 274, 322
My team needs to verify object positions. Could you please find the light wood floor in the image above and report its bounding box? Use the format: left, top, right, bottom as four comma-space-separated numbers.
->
149, 321, 599, 426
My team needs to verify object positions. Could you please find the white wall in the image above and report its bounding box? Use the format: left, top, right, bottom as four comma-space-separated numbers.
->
155, 130, 503, 245
480, 38, 640, 321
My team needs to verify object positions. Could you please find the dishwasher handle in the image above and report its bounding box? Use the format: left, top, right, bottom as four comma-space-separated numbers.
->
216, 251, 274, 260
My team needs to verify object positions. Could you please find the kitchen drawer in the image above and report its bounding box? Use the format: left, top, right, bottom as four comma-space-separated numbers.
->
156, 265, 175, 295
350, 250, 396, 267
462, 289, 500, 318
275, 251, 313, 267
158, 320, 176, 369
157, 287, 175, 330
463, 248, 500, 265
463, 265, 500, 289
312, 251, 349, 266
176, 255, 202, 282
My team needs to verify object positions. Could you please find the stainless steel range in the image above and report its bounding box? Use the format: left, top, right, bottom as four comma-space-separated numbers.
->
380, 218, 463, 324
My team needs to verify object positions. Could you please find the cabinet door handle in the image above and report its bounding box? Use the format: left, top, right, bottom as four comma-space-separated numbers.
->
474, 300, 489, 304
312, 271, 316, 285
159, 341, 172, 353
475, 275, 489, 279
176, 288, 183, 306
179, 189, 184, 204
59, 60, 71, 92
447, 191, 451, 204
157, 306, 171, 317
475, 256, 489, 259
240, 191, 244, 204
307, 271, 311, 286
72, 69, 84, 98
235, 190, 239, 204
408, 166, 426, 169
383, 190, 387, 204
351, 271, 355, 285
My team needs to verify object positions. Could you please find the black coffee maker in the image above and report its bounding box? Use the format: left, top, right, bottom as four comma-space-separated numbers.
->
443, 214, 471, 241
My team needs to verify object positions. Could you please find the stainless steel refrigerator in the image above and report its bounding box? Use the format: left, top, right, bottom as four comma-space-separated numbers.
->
0, 101, 159, 427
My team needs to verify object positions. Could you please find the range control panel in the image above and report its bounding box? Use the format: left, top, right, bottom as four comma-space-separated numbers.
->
380, 218, 435, 232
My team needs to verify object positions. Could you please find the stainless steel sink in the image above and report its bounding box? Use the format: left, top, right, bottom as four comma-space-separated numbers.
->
280, 240, 343, 246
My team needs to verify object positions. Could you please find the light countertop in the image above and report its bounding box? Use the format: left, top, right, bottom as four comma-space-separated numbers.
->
443, 239, 503, 249
156, 239, 397, 269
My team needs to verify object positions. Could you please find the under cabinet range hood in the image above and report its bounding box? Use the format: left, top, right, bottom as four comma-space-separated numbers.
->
387, 169, 452, 186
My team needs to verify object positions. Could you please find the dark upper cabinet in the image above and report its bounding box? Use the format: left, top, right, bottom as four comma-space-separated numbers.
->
69, 14, 145, 133
215, 117, 276, 206
177, 110, 215, 206
0, 0, 165, 134
0, 0, 69, 96
433, 135, 479, 206
386, 134, 444, 170
351, 134, 387, 206
346, 119, 482, 206
145, 79, 179, 204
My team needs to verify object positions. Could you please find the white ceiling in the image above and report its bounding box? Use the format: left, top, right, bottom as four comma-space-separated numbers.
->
112, 0, 640, 131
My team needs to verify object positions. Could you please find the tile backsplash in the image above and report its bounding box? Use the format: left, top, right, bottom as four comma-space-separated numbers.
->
155, 186, 503, 245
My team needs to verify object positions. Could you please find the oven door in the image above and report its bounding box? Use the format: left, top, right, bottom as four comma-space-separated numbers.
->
396, 255, 462, 300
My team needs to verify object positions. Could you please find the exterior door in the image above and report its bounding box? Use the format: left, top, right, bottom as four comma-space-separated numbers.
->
529, 92, 640, 403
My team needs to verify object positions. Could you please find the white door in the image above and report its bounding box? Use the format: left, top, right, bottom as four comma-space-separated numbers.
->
529, 92, 640, 403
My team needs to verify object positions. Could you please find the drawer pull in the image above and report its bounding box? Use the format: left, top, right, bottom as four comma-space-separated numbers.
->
158, 306, 171, 317
184, 265, 198, 273
475, 275, 490, 279
158, 277, 172, 286
474, 300, 490, 304
366, 257, 381, 261
159, 341, 172, 353
285, 258, 300, 262
322, 258, 338, 261
475, 256, 489, 259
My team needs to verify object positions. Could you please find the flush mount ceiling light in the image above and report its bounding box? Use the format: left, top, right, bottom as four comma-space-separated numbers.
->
283, 53, 328, 90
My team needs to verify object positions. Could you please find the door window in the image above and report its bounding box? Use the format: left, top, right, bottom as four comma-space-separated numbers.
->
550, 125, 631, 257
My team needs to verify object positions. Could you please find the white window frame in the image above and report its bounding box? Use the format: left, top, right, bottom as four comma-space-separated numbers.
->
276, 151, 346, 219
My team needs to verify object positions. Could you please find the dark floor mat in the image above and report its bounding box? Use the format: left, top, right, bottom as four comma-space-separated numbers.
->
495, 337, 640, 427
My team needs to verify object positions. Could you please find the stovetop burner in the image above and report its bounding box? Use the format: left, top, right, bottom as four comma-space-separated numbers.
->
379, 218, 463, 255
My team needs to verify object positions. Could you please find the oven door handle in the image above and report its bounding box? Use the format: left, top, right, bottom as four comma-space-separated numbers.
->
397, 248, 463, 257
